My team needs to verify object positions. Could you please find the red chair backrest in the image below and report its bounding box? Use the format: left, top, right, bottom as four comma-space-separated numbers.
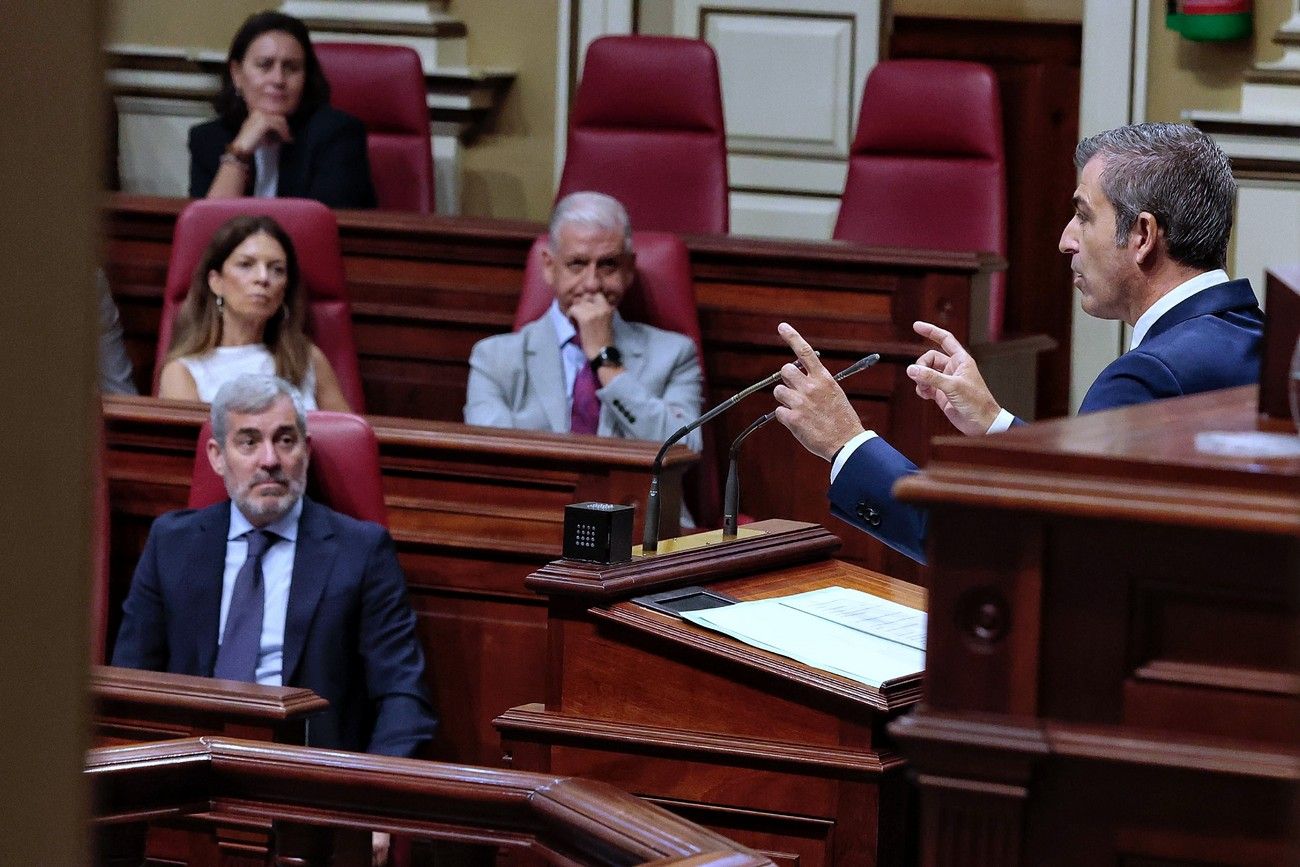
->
515, 231, 719, 526
835, 60, 1007, 341
190, 410, 387, 527
557, 35, 729, 235
155, 198, 365, 412
316, 42, 435, 214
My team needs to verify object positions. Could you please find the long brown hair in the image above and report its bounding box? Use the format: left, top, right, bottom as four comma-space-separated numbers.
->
166, 215, 312, 387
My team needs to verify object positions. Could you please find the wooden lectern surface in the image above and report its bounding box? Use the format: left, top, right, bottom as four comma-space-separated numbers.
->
498, 520, 927, 867
890, 386, 1300, 866
103, 394, 691, 767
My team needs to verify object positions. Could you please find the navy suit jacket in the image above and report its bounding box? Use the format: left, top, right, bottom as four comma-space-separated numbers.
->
829, 278, 1264, 563
112, 497, 437, 757
189, 104, 377, 209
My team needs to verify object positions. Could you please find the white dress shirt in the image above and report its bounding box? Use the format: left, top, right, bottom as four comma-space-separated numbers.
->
219, 496, 302, 685
253, 141, 281, 198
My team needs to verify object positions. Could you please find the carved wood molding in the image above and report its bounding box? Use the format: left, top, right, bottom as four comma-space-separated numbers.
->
495, 703, 908, 777
92, 665, 329, 721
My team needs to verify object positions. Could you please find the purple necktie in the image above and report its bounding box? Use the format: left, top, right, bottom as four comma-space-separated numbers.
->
213, 529, 278, 682
570, 339, 600, 435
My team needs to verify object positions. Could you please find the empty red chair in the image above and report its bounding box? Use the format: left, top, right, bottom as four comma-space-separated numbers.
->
835, 60, 1007, 340
189, 410, 387, 527
155, 197, 366, 412
557, 36, 729, 235
316, 43, 436, 214
515, 231, 719, 526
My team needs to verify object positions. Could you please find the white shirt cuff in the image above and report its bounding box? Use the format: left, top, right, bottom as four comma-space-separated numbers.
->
830, 430, 877, 482
986, 409, 1015, 435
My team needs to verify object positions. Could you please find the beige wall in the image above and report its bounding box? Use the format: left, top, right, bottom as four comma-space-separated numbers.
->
1145, 0, 1292, 121
452, 0, 560, 221
107, 0, 264, 48
0, 2, 101, 863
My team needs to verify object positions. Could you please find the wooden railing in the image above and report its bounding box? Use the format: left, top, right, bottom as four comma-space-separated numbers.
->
91, 664, 328, 747
89, 737, 774, 867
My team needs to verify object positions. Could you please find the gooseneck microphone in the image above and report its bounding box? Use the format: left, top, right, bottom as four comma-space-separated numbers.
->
721, 353, 881, 538
641, 359, 817, 554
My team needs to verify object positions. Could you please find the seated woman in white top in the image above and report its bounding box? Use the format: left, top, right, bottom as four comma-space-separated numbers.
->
158, 214, 351, 411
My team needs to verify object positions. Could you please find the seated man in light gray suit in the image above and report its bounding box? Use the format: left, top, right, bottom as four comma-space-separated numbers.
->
464, 191, 703, 458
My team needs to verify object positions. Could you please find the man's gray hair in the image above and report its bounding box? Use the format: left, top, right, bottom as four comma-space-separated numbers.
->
1075, 122, 1235, 271
211, 374, 308, 443
549, 191, 633, 253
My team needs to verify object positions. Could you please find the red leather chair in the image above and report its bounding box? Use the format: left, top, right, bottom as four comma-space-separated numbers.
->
155, 198, 366, 412
835, 60, 1007, 341
556, 35, 729, 235
189, 410, 387, 527
316, 43, 436, 214
515, 231, 720, 526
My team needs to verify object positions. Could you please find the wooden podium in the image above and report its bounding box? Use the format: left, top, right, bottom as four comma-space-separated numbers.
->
888, 386, 1300, 865
494, 520, 925, 867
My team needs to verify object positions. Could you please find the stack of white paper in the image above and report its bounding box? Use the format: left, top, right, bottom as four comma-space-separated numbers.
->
681, 586, 926, 687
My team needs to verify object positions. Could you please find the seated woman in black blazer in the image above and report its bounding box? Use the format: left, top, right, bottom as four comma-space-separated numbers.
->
190, 11, 377, 209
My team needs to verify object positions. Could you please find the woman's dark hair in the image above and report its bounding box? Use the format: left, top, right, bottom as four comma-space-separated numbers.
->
213, 11, 330, 127
166, 215, 313, 388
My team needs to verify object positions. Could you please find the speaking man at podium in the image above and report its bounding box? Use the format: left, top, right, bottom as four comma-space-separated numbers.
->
773, 122, 1264, 564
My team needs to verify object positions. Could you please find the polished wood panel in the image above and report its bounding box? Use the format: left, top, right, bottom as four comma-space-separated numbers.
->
890, 386, 1300, 865
89, 737, 773, 867
1261, 263, 1300, 423
103, 394, 691, 767
497, 521, 926, 867
103, 193, 1049, 585
91, 664, 327, 746
890, 16, 1082, 421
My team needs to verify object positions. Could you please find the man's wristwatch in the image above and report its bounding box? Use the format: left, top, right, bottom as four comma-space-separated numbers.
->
589, 345, 623, 374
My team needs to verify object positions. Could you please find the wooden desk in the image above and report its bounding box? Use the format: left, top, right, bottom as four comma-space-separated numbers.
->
496, 520, 926, 867
889, 386, 1300, 865
90, 737, 772, 867
105, 193, 1051, 584
104, 394, 692, 766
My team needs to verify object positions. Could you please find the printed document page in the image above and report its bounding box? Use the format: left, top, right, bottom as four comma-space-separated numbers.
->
682, 586, 925, 687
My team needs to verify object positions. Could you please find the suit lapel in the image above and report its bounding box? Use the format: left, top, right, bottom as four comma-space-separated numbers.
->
281, 497, 336, 685
523, 317, 570, 433
191, 501, 231, 677
1145, 279, 1256, 343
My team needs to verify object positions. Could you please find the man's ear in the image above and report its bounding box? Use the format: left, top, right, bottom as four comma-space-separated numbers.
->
205, 437, 226, 479
539, 246, 557, 289
1131, 211, 1160, 266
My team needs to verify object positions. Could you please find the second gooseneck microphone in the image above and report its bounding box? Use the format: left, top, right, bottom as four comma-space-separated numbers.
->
641, 362, 804, 554
722, 353, 881, 537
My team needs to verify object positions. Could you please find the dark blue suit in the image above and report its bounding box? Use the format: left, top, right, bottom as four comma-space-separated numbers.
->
189, 104, 377, 209
830, 279, 1264, 563
112, 497, 437, 757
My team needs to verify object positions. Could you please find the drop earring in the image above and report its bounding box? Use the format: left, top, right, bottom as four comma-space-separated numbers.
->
215, 295, 224, 310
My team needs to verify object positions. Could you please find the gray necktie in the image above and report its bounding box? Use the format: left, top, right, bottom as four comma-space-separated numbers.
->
213, 529, 278, 682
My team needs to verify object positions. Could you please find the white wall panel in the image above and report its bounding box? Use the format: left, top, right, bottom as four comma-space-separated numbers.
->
704, 13, 853, 158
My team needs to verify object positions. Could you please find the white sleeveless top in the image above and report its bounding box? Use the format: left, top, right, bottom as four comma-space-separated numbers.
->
179, 344, 318, 410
